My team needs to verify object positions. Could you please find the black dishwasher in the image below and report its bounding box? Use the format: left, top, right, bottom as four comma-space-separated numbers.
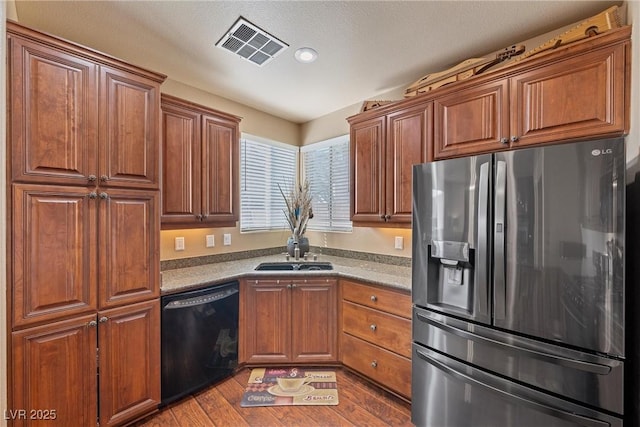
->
161, 281, 239, 405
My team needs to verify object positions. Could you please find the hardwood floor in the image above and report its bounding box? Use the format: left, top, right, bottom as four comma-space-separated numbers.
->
133, 368, 412, 426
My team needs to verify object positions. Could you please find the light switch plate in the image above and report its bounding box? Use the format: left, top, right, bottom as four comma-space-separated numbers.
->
394, 236, 404, 250
206, 235, 215, 248
175, 237, 185, 251
223, 233, 231, 246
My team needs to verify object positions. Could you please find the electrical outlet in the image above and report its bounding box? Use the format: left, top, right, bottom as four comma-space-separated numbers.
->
206, 234, 215, 248
223, 233, 231, 246
394, 236, 404, 250
175, 237, 185, 251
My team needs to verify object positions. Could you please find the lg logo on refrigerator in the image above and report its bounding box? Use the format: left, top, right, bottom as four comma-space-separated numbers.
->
591, 148, 613, 156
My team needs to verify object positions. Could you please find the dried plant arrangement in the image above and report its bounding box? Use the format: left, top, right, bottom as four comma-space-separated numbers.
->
278, 180, 313, 240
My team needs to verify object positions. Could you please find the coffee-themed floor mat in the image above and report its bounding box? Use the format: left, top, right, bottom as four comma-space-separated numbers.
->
240, 368, 339, 407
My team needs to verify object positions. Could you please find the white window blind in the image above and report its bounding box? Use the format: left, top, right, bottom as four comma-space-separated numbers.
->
302, 135, 352, 232
240, 136, 298, 232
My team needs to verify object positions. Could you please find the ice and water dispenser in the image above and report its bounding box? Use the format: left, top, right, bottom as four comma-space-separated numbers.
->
428, 240, 474, 314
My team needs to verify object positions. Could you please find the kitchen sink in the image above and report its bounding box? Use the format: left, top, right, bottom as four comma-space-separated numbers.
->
254, 261, 333, 271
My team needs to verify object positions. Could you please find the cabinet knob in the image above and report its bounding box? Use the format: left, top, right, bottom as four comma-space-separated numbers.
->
88, 192, 98, 199
500, 137, 509, 144
196, 214, 203, 220
510, 136, 519, 143
100, 175, 109, 182
291, 284, 297, 288
99, 192, 108, 199
287, 284, 292, 289
370, 295, 377, 302
99, 316, 108, 323
88, 174, 97, 182
380, 215, 386, 221
88, 320, 97, 328
371, 360, 378, 368
370, 324, 377, 331
385, 214, 391, 220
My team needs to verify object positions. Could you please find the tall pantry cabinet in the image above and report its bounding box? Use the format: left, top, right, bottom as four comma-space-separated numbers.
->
7, 22, 165, 426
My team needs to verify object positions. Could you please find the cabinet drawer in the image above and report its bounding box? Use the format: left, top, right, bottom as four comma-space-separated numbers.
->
342, 301, 411, 358
342, 333, 411, 399
341, 280, 411, 318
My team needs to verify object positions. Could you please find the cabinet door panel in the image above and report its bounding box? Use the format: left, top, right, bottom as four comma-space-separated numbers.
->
351, 116, 385, 223
244, 280, 291, 363
291, 279, 337, 362
10, 35, 98, 185
12, 184, 97, 327
161, 103, 201, 223
434, 80, 509, 159
99, 66, 159, 189
201, 114, 238, 224
511, 43, 627, 146
99, 189, 159, 308
98, 300, 160, 427
11, 314, 98, 427
387, 104, 432, 222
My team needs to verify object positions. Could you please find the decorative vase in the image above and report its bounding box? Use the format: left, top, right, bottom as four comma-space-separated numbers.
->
287, 236, 309, 258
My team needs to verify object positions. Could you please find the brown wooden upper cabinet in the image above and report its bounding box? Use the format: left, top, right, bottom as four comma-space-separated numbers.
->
161, 94, 241, 228
349, 102, 432, 227
433, 27, 629, 159
9, 27, 162, 189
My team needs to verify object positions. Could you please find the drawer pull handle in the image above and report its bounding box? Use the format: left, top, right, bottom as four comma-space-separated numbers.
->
371, 360, 378, 368
87, 320, 97, 328
370, 295, 377, 302
99, 316, 108, 323
370, 324, 377, 331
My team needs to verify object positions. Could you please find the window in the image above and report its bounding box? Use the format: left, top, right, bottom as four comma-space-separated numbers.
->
240, 135, 298, 232
302, 135, 352, 232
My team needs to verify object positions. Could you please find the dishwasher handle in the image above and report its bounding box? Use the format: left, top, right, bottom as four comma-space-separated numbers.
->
164, 285, 239, 309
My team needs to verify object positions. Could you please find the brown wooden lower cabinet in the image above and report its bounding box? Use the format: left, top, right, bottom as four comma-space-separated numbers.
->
98, 299, 161, 426
340, 279, 412, 399
241, 277, 338, 365
11, 313, 98, 427
10, 300, 160, 427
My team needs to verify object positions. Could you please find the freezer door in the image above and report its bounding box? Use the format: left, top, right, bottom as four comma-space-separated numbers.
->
412, 343, 623, 427
494, 138, 625, 357
412, 154, 492, 323
413, 307, 624, 414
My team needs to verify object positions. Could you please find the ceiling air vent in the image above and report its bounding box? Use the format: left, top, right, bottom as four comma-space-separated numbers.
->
216, 17, 288, 66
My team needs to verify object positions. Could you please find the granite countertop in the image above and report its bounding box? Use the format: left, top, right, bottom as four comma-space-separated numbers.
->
161, 253, 411, 295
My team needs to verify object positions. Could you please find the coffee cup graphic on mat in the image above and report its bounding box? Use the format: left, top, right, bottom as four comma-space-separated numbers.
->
276, 376, 311, 392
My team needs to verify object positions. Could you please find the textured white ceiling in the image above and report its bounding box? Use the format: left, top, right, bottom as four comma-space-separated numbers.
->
14, 0, 620, 123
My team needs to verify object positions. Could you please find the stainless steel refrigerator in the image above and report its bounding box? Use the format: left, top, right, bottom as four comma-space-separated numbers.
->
411, 138, 625, 427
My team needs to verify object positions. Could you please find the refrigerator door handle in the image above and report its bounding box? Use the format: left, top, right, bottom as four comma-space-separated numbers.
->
476, 162, 490, 318
415, 311, 612, 375
414, 347, 611, 427
494, 160, 507, 320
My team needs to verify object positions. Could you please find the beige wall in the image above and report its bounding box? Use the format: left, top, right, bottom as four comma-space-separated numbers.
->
2, 4, 9, 426
161, 79, 300, 147
300, 85, 406, 146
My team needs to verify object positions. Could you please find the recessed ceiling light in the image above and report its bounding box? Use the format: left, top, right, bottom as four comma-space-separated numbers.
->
295, 47, 318, 63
